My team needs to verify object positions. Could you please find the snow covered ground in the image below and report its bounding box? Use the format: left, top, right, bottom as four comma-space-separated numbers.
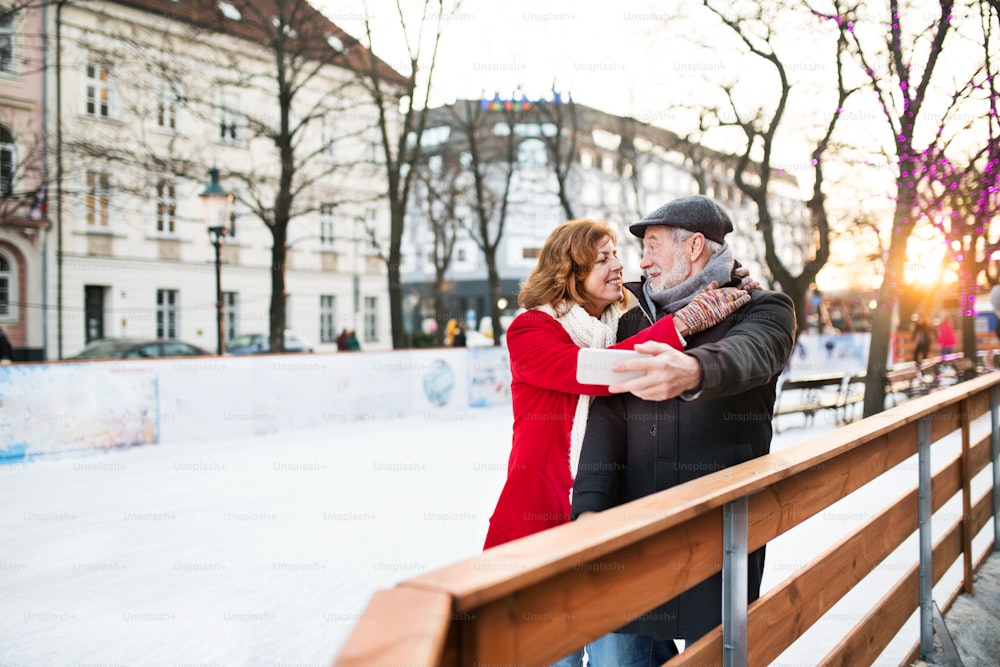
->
1, 403, 994, 666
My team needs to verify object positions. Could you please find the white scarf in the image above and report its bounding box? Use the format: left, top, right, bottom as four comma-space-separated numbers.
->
536, 302, 621, 479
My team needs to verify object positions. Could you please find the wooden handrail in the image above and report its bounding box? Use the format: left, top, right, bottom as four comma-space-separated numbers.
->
334, 372, 1000, 666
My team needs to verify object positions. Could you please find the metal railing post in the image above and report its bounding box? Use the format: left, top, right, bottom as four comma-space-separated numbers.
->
917, 415, 933, 659
723, 496, 749, 667
991, 386, 999, 550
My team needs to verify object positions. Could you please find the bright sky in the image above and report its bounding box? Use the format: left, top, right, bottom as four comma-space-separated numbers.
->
324, 0, 990, 295
328, 0, 728, 120
324, 0, 908, 186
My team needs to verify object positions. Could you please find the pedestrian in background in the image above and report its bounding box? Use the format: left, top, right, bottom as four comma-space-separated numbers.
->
336, 328, 349, 351
911, 313, 936, 366
452, 322, 467, 347
0, 327, 13, 364
937, 316, 956, 357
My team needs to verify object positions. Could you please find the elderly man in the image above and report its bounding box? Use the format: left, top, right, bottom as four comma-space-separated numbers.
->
571, 195, 796, 665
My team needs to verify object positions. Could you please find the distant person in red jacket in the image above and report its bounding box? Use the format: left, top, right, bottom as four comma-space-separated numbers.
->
937, 316, 956, 356
483, 219, 750, 550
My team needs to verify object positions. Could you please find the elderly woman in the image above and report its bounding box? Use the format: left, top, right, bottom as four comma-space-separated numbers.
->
483, 219, 749, 551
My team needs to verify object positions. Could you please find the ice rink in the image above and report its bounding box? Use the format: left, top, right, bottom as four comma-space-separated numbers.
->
1, 403, 991, 666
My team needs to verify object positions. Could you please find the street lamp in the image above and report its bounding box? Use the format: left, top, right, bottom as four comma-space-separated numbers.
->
200, 167, 233, 355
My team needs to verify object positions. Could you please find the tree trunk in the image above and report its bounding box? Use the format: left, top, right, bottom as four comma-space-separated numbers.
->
863, 228, 909, 417
486, 247, 502, 346
388, 203, 406, 348
270, 224, 288, 354
784, 279, 808, 341
961, 312, 977, 363
862, 304, 893, 417
960, 255, 979, 362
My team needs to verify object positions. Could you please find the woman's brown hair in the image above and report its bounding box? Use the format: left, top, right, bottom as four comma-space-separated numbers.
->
518, 219, 626, 314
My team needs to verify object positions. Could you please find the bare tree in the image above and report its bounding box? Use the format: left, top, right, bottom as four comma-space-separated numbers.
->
353, 0, 456, 349
919, 0, 1000, 363
448, 99, 517, 347
692, 0, 854, 337
533, 92, 580, 221
411, 155, 466, 345
831, 0, 963, 415
210, 0, 374, 352
59, 0, 395, 353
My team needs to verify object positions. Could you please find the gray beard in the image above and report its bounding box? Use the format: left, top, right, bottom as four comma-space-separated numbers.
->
642, 244, 735, 317
650, 245, 691, 294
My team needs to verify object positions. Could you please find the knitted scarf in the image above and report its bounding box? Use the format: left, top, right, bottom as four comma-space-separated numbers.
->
536, 302, 621, 479
643, 244, 735, 316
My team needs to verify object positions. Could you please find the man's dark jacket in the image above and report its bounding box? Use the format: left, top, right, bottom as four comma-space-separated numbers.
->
570, 280, 796, 641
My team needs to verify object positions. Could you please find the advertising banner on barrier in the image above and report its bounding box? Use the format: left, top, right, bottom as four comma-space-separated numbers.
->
0, 364, 158, 463
784, 333, 871, 378
467, 347, 512, 407
1, 347, 515, 464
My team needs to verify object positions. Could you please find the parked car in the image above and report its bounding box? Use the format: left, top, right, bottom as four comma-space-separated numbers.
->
225, 331, 315, 355
68, 338, 212, 360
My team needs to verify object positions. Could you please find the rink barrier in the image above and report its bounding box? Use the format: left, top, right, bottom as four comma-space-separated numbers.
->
0, 347, 512, 463
333, 371, 1000, 666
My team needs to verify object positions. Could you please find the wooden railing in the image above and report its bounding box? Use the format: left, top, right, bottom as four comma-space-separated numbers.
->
334, 372, 1000, 666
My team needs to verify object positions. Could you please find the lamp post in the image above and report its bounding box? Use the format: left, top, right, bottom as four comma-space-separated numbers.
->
200, 168, 233, 355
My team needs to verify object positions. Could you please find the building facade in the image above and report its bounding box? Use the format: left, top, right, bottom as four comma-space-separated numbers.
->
401, 97, 809, 337
0, 2, 47, 361
39, 0, 398, 359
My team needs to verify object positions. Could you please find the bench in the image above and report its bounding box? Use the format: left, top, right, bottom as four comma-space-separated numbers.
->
932, 354, 977, 385
883, 363, 927, 405
773, 372, 865, 432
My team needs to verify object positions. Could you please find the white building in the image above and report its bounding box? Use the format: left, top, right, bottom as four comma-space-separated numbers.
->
401, 98, 807, 334
43, 0, 400, 358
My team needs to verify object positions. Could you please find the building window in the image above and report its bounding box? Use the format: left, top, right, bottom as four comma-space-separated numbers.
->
363, 296, 378, 342
0, 253, 10, 318
0, 125, 13, 197
156, 80, 179, 131
320, 204, 336, 249
517, 138, 548, 170
320, 295, 336, 342
218, 88, 239, 142
156, 180, 176, 233
522, 247, 541, 259
86, 171, 111, 229
86, 62, 112, 118
0, 12, 14, 75
224, 291, 237, 342
156, 289, 178, 338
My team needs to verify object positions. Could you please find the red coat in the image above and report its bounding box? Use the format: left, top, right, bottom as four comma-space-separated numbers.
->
483, 309, 683, 549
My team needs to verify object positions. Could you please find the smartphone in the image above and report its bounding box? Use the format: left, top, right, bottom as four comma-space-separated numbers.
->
576, 348, 647, 385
